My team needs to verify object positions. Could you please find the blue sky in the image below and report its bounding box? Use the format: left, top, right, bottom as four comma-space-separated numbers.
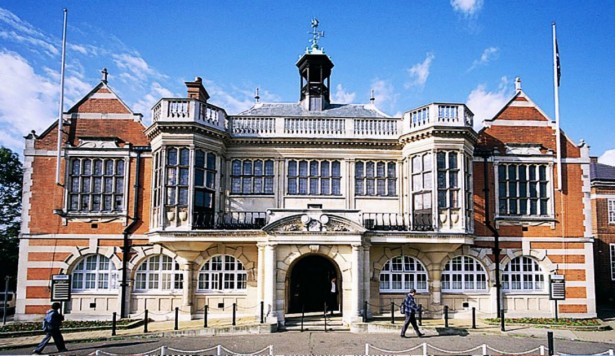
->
1, 1, 615, 163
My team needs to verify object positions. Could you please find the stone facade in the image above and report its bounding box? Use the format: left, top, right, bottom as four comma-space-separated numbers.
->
16, 47, 596, 325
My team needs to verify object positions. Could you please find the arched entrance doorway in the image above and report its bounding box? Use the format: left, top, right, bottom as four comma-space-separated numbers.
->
288, 254, 339, 313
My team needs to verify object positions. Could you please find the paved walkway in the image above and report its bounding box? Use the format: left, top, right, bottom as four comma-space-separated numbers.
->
1, 316, 614, 355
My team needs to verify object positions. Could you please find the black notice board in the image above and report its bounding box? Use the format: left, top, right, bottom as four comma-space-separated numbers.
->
51, 274, 71, 302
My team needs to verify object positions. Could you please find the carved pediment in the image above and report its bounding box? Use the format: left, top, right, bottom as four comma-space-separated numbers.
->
77, 137, 121, 149
264, 214, 365, 234
505, 143, 545, 155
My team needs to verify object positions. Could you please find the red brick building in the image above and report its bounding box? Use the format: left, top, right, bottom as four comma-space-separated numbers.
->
590, 158, 615, 305
16, 50, 596, 323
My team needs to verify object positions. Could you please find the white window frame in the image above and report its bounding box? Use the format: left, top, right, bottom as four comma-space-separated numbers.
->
134, 255, 183, 292
495, 161, 553, 218
287, 159, 342, 196
608, 199, 615, 224
610, 244, 615, 281
502, 256, 545, 292
437, 151, 460, 209
442, 256, 488, 293
355, 160, 397, 197
379, 256, 428, 293
230, 159, 275, 195
67, 157, 127, 214
197, 255, 247, 293
71, 254, 119, 293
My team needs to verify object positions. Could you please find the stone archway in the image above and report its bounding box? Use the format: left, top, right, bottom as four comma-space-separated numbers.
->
287, 254, 339, 313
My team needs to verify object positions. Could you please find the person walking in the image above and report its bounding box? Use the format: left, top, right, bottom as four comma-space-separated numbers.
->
400, 288, 424, 338
33, 302, 68, 354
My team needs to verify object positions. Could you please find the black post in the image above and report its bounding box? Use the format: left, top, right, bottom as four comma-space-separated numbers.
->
472, 307, 476, 329
260, 301, 264, 324
112, 312, 117, 336
444, 305, 449, 328
500, 308, 505, 332
203, 305, 208, 328
362, 301, 368, 323
547, 331, 554, 356
478, 151, 502, 319
232, 303, 236, 326
301, 304, 305, 332
418, 304, 423, 326
390, 302, 395, 324
144, 309, 148, 333
174, 307, 179, 330
2, 276, 9, 325
554, 300, 559, 322
324, 302, 328, 332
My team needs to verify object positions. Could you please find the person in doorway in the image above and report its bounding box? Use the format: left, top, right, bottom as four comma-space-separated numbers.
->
327, 276, 338, 315
400, 288, 424, 338
33, 302, 68, 354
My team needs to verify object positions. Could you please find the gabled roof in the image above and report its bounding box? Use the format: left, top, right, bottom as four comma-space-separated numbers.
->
236, 102, 390, 118
67, 81, 136, 115
485, 89, 552, 123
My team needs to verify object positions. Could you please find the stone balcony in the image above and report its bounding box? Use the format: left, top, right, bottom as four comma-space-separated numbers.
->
151, 100, 473, 139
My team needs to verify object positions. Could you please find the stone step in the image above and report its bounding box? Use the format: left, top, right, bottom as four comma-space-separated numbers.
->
282, 316, 349, 331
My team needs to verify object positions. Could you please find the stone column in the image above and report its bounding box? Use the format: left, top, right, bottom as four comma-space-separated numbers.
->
264, 243, 278, 322
430, 266, 442, 308
180, 262, 193, 308
350, 244, 362, 320
363, 243, 372, 317
256, 243, 266, 305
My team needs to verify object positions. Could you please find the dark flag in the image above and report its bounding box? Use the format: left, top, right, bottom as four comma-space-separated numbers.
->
556, 40, 561, 86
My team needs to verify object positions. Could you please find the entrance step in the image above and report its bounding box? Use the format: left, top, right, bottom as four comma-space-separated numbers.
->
282, 314, 349, 332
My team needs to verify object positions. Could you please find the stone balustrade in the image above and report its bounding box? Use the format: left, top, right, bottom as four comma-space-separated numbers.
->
152, 100, 473, 139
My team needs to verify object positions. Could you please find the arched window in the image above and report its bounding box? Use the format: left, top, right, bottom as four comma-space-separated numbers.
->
197, 255, 247, 292
71, 254, 118, 291
134, 255, 183, 292
379, 256, 428, 293
442, 256, 487, 292
502, 256, 545, 291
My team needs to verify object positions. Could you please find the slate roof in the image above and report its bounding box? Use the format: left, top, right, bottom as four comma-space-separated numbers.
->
236, 102, 390, 118
590, 162, 615, 181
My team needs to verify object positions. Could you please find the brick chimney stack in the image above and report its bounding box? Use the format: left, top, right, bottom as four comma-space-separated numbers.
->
185, 76, 210, 102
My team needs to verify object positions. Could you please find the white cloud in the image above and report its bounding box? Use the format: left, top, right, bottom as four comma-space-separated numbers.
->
0, 8, 59, 57
469, 47, 499, 71
0, 51, 59, 153
451, 0, 484, 16
466, 77, 513, 131
112, 53, 166, 82
332, 84, 356, 104
598, 150, 615, 166
133, 82, 177, 122
203, 79, 255, 115
0, 30, 58, 57
371, 79, 397, 113
406, 53, 435, 89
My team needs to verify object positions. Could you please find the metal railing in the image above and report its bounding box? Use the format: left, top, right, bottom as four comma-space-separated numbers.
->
192, 211, 268, 230
362, 212, 433, 231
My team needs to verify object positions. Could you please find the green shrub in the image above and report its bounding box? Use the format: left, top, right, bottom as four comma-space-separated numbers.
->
0, 319, 138, 333
485, 317, 601, 326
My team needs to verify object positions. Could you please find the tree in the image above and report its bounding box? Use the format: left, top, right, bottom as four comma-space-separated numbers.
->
0, 147, 22, 288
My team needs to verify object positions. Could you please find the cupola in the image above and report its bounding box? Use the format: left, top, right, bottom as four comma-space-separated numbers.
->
296, 19, 334, 111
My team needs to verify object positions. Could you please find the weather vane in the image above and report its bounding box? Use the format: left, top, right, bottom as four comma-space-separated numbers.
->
308, 18, 325, 52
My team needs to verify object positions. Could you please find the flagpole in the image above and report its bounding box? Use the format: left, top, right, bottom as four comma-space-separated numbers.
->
55, 9, 68, 185
552, 22, 562, 191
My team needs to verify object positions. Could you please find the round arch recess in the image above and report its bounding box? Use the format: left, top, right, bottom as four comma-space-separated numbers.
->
287, 253, 340, 314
